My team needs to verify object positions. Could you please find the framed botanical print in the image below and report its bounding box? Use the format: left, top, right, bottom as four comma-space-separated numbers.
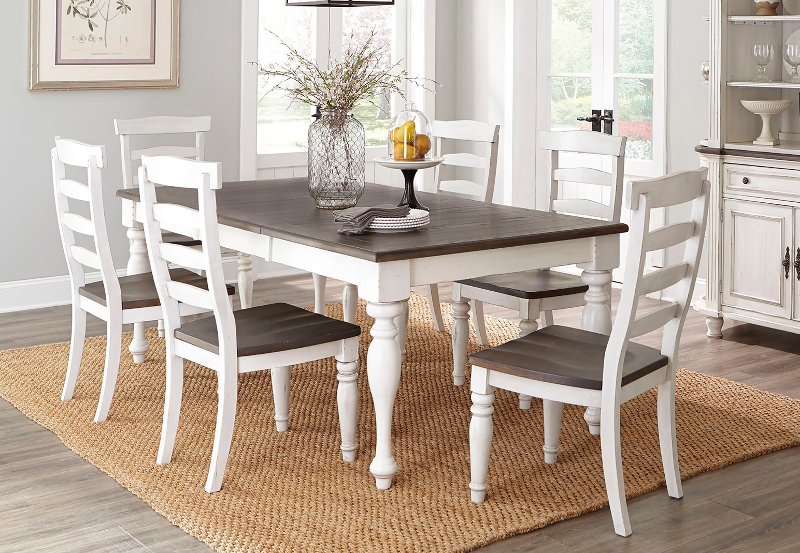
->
29, 0, 180, 91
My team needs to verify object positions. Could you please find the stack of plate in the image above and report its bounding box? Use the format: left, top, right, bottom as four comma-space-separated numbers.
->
367, 208, 430, 233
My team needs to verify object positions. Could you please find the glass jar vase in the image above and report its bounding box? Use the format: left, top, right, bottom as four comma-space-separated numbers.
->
308, 110, 366, 209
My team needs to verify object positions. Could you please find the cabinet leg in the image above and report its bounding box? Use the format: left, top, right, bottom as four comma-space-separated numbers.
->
706, 316, 724, 339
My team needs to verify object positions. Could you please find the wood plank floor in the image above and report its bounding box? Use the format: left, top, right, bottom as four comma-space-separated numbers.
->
2, 275, 800, 552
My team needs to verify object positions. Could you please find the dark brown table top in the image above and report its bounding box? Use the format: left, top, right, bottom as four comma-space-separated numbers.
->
118, 179, 628, 263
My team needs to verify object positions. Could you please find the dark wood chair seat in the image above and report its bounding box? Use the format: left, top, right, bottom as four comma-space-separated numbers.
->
163, 232, 202, 248
79, 269, 233, 310
470, 325, 668, 390
457, 270, 589, 300
175, 304, 362, 357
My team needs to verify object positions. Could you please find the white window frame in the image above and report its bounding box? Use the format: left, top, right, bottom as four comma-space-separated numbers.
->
239, 0, 432, 180
536, 0, 667, 178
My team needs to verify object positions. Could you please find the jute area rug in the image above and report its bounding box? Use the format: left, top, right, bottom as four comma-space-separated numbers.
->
1, 294, 800, 552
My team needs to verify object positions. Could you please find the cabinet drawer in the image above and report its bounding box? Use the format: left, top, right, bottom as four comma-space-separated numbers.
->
724, 164, 800, 200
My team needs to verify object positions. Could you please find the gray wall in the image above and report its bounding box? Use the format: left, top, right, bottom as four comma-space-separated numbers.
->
0, 1, 242, 283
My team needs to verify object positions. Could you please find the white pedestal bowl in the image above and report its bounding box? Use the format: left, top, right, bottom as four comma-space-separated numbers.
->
741, 99, 793, 146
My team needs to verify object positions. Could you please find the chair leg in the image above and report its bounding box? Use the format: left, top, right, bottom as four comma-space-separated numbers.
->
336, 340, 359, 462
600, 404, 632, 537
313, 273, 327, 315
469, 389, 496, 503
157, 351, 184, 465
451, 299, 471, 386
518, 317, 539, 411
271, 366, 291, 432
206, 367, 238, 493
61, 304, 86, 402
94, 311, 122, 423
237, 253, 254, 309
657, 377, 683, 499
426, 283, 445, 333
540, 310, 554, 328
471, 300, 490, 346
343, 283, 358, 323
157, 319, 165, 338
543, 400, 564, 464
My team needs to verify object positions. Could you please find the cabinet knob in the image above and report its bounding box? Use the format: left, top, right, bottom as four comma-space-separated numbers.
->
742, 177, 750, 185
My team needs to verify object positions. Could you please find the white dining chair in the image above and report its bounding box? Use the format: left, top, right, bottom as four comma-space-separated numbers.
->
138, 155, 361, 493
52, 138, 232, 424
468, 169, 710, 537
115, 115, 256, 309
452, 130, 625, 410
315, 120, 501, 335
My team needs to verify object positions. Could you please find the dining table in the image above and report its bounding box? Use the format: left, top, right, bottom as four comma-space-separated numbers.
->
118, 178, 628, 491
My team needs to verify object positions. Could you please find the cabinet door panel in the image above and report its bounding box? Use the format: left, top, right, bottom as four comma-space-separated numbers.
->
723, 199, 792, 319
794, 209, 800, 322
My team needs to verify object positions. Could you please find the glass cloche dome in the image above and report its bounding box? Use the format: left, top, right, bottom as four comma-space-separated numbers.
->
387, 103, 436, 161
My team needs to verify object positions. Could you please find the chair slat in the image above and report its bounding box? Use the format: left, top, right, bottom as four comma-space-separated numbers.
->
152, 203, 203, 235
131, 146, 199, 161
432, 120, 499, 142
645, 222, 696, 252
166, 280, 215, 310
638, 263, 689, 297
114, 115, 212, 136
62, 213, 95, 237
629, 302, 680, 338
553, 167, 612, 187
438, 179, 486, 199
58, 179, 91, 202
442, 152, 490, 170
160, 242, 207, 272
553, 198, 609, 219
627, 169, 708, 210
540, 130, 626, 157
142, 157, 221, 190
55, 139, 106, 168
70, 245, 102, 270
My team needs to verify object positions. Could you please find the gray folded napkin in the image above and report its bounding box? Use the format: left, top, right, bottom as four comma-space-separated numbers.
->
333, 204, 411, 235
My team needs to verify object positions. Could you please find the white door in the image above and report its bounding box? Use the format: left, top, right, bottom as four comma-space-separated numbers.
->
536, 0, 666, 282
723, 199, 793, 320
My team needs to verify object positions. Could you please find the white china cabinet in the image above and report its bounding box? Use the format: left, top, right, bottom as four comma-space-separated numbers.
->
695, 0, 800, 337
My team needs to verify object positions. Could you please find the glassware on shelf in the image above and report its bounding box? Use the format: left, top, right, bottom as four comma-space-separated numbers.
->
785, 44, 800, 83
753, 44, 775, 82
386, 103, 436, 162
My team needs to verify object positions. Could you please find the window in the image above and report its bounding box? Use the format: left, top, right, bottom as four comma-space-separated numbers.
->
256, 1, 401, 158
543, 0, 666, 176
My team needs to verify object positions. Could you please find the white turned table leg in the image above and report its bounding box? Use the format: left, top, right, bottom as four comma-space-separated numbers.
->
451, 298, 471, 386
313, 274, 327, 315
237, 253, 254, 309
581, 269, 613, 436
126, 225, 150, 365
367, 301, 403, 490
343, 283, 357, 323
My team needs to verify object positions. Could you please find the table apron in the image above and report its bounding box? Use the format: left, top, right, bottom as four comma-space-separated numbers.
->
125, 198, 621, 302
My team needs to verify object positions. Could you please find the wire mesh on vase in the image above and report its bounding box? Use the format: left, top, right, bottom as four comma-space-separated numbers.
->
308, 111, 366, 209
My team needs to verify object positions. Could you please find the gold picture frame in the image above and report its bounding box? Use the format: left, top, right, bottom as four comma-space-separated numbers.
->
29, 0, 180, 91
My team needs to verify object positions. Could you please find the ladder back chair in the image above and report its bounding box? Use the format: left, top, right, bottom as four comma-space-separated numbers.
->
421, 120, 501, 333
315, 120, 501, 348
139, 155, 361, 493
51, 138, 230, 424
468, 169, 710, 537
452, 130, 626, 409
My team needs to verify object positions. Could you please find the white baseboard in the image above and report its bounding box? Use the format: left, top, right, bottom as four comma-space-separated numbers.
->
0, 258, 306, 314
